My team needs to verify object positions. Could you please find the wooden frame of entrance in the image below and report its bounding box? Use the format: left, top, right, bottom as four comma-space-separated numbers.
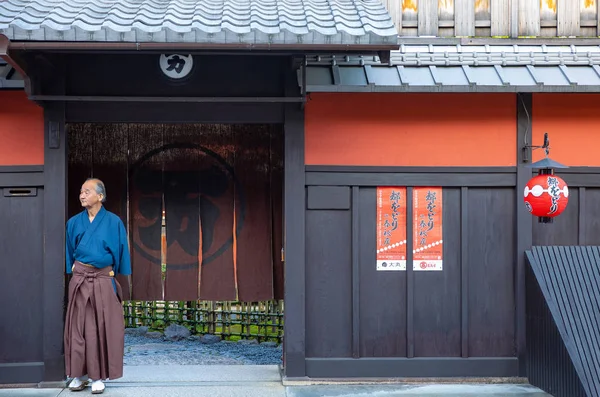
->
37, 54, 307, 381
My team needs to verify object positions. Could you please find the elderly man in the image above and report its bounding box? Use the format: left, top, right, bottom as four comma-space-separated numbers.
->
64, 178, 131, 394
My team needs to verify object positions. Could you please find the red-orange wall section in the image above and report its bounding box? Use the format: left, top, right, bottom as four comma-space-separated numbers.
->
305, 93, 517, 166
0, 91, 44, 165
533, 94, 600, 166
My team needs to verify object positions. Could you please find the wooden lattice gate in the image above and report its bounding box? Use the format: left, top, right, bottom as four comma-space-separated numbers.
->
67, 123, 284, 302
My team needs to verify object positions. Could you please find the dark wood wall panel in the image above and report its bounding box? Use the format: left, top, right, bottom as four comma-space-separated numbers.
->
582, 188, 600, 245
0, 192, 44, 364
414, 188, 461, 357
467, 188, 515, 357
533, 188, 579, 246
306, 209, 352, 358
358, 187, 407, 357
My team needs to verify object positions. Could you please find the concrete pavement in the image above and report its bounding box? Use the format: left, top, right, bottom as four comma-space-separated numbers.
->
0, 365, 554, 396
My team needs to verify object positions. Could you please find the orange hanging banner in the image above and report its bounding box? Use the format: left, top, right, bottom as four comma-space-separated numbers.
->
376, 187, 407, 271
413, 187, 443, 271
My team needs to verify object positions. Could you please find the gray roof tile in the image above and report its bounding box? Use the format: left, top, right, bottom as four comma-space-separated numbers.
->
0, 0, 398, 45
301, 44, 600, 92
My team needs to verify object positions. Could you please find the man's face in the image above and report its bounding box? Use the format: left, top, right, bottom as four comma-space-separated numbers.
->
80, 180, 102, 209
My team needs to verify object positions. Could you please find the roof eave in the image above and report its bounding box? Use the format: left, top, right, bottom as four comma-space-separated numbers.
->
0, 35, 30, 94
5, 39, 399, 53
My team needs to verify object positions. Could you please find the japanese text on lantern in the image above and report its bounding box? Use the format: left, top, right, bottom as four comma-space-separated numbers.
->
413, 187, 443, 271
376, 187, 407, 271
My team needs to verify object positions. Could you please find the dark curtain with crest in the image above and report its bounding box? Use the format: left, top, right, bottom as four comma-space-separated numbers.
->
67, 123, 284, 302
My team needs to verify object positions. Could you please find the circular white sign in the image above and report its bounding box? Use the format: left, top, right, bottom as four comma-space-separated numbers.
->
159, 54, 194, 79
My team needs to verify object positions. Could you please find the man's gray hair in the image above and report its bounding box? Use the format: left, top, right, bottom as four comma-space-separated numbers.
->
87, 178, 107, 203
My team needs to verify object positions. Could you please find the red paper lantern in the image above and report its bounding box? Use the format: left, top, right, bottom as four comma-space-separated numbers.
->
524, 174, 569, 218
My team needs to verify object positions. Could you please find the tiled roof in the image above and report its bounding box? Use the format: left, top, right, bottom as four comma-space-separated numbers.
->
306, 44, 600, 66
301, 44, 600, 93
0, 0, 398, 46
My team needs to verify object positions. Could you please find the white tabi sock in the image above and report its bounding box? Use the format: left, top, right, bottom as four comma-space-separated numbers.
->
68, 376, 88, 390
91, 379, 105, 394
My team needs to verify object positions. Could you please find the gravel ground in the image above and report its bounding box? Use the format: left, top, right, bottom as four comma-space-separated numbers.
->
124, 334, 283, 366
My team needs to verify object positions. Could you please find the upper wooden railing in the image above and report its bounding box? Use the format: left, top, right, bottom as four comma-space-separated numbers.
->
383, 0, 599, 38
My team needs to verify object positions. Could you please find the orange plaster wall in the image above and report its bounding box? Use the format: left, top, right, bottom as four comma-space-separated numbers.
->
305, 93, 516, 166
533, 94, 600, 166
0, 91, 44, 165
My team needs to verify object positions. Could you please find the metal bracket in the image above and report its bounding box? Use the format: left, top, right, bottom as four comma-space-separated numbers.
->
523, 132, 550, 163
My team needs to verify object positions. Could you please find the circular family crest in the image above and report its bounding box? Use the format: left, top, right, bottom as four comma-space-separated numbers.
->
159, 54, 194, 80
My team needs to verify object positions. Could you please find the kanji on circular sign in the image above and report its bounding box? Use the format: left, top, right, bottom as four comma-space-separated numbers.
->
159, 54, 194, 79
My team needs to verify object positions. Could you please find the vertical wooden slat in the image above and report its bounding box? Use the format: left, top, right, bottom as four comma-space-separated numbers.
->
384, 0, 404, 34
461, 187, 469, 358
283, 79, 306, 376
438, 0, 454, 36
558, 0, 580, 36
578, 187, 586, 245
351, 186, 360, 359
403, 0, 418, 21
519, 0, 541, 36
580, 0, 597, 37
475, 0, 491, 19
491, 0, 510, 36
43, 97, 67, 380
418, 0, 438, 36
438, 0, 454, 20
516, 93, 533, 377
455, 0, 475, 36
540, 0, 557, 21
406, 187, 414, 358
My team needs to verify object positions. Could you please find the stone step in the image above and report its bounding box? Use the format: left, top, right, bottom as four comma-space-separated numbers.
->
285, 384, 553, 397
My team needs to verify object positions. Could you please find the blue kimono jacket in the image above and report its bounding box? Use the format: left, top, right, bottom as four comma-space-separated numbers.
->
65, 206, 132, 276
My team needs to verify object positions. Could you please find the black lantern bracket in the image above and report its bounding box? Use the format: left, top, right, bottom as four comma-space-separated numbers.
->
523, 132, 569, 173
523, 132, 569, 224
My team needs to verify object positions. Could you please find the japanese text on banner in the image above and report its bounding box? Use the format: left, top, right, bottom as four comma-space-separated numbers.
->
413, 187, 443, 271
376, 187, 407, 271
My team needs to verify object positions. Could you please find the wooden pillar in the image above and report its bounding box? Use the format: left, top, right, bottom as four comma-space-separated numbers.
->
40, 57, 68, 383
283, 62, 306, 378
516, 92, 533, 377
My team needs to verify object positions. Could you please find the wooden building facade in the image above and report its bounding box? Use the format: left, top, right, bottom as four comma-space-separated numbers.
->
383, 0, 600, 38
1, 1, 600, 395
